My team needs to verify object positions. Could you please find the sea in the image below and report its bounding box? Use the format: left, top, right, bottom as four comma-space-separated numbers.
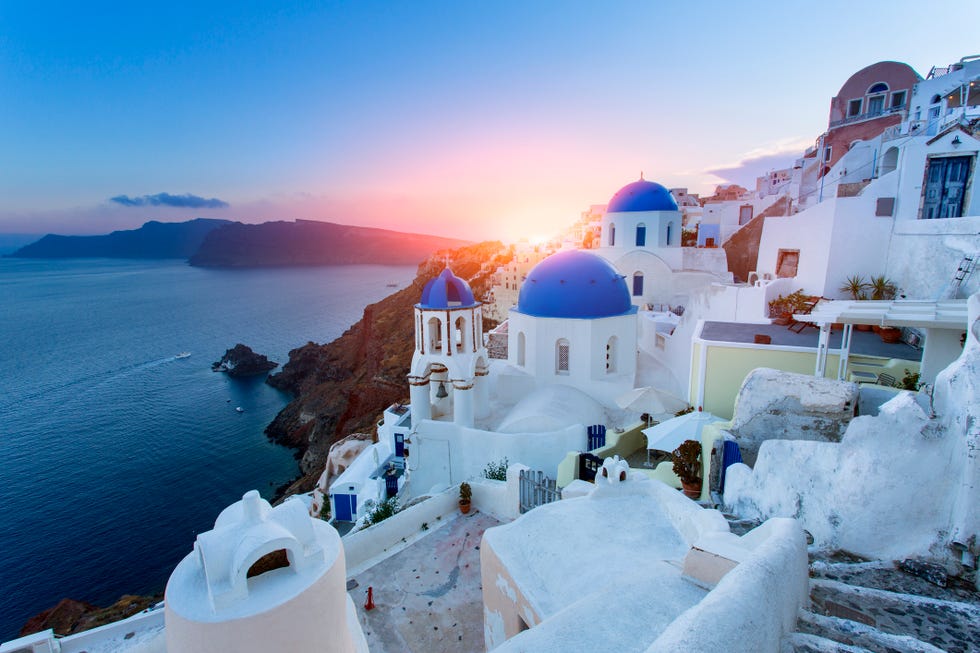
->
0, 257, 416, 640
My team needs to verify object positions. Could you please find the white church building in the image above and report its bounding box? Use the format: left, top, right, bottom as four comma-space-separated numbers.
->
594, 177, 731, 308
382, 247, 649, 498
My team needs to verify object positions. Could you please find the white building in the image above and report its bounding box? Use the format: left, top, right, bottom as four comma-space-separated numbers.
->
595, 177, 731, 308
374, 248, 653, 497
165, 491, 368, 653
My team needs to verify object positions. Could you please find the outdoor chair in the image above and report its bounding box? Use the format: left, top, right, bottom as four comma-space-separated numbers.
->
876, 372, 897, 387
787, 296, 824, 333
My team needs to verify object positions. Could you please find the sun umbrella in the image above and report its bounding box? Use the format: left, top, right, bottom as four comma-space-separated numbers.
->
641, 410, 724, 455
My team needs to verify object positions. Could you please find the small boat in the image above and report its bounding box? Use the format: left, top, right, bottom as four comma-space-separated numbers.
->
175, 352, 191, 359
236, 406, 245, 413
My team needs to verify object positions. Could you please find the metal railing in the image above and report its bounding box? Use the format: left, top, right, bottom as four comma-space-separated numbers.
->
829, 105, 904, 128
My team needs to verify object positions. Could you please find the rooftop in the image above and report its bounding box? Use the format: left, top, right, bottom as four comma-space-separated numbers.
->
699, 321, 922, 361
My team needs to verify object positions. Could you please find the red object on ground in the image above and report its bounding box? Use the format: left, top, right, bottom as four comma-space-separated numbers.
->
364, 586, 375, 610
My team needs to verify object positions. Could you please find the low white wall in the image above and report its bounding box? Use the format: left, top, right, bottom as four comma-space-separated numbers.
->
60, 609, 165, 653
645, 518, 808, 653
343, 489, 458, 575
470, 477, 516, 522
409, 420, 583, 496
343, 476, 519, 575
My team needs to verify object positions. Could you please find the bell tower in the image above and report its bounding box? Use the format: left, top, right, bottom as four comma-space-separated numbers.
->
408, 267, 488, 427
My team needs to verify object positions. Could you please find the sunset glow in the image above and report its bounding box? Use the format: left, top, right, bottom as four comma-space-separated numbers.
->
1, 1, 978, 242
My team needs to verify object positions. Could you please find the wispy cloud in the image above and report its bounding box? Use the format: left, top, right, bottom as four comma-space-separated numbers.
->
705, 137, 813, 186
109, 192, 229, 209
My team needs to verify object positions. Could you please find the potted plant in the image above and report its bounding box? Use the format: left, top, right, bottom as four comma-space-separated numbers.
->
768, 295, 792, 325
671, 439, 703, 500
840, 275, 873, 330
879, 326, 902, 343
869, 275, 897, 301
458, 482, 472, 515
839, 275, 869, 300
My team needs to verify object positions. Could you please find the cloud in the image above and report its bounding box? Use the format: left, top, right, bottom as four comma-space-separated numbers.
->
705, 137, 813, 187
109, 192, 229, 209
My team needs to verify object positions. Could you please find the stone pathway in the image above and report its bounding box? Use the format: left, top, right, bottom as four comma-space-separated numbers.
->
718, 515, 980, 653
808, 578, 980, 653
350, 510, 499, 653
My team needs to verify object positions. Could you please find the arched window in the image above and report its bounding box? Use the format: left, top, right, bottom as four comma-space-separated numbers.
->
556, 339, 570, 375
867, 82, 889, 94
606, 336, 617, 373
608, 223, 616, 246
427, 316, 442, 352
666, 221, 674, 246
635, 223, 646, 247
455, 315, 467, 352
517, 332, 526, 367
632, 271, 644, 297
880, 147, 899, 176
247, 549, 291, 579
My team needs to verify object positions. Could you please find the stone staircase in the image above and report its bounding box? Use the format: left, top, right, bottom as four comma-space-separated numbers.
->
720, 516, 979, 652
783, 554, 980, 653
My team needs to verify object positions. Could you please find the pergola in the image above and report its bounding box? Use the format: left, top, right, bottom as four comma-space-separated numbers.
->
795, 299, 969, 383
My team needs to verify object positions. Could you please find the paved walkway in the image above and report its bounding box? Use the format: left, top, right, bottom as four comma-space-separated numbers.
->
350, 511, 499, 653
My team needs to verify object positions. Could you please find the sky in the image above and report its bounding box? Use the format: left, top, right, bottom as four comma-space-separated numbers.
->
2, 1, 979, 242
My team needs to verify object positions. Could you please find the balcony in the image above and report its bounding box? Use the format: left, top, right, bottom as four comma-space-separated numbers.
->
829, 105, 904, 128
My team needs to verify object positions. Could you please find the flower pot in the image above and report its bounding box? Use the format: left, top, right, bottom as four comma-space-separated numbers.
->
772, 313, 792, 326
681, 480, 702, 500
459, 499, 471, 515
754, 334, 772, 345
854, 324, 872, 332
879, 327, 902, 344
872, 325, 881, 334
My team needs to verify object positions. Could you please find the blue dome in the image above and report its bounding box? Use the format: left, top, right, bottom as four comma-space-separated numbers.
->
419, 267, 477, 308
606, 179, 678, 212
517, 250, 635, 319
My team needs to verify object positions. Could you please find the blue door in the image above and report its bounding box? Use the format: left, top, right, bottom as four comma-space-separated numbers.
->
395, 433, 405, 457
334, 494, 355, 521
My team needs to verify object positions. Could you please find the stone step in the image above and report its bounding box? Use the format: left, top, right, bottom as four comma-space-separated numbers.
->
810, 578, 980, 653
797, 609, 945, 653
781, 632, 873, 653
810, 560, 980, 606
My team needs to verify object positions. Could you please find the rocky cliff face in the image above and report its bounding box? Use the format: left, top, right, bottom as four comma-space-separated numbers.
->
266, 241, 511, 496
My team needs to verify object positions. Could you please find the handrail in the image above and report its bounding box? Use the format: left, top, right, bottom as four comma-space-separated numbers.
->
829, 105, 904, 128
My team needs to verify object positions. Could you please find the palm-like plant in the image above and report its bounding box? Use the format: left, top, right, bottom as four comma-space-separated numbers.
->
839, 275, 869, 300
869, 275, 897, 301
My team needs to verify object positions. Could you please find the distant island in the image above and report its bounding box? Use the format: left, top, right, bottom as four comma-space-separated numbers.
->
8, 219, 232, 259
189, 219, 470, 267
8, 218, 470, 267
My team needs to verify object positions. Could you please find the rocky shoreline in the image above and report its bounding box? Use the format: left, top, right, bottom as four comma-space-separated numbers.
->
17, 241, 509, 638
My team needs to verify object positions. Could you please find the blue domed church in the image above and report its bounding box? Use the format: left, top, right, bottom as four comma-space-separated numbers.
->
507, 250, 638, 398
596, 177, 730, 307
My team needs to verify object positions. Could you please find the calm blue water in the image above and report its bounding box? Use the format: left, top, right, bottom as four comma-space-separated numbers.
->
0, 258, 415, 639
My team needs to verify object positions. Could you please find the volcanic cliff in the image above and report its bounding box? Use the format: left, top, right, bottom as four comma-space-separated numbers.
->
265, 240, 512, 496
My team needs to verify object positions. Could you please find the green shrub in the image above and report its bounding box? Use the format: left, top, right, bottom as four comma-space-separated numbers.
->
483, 458, 509, 481
367, 497, 398, 525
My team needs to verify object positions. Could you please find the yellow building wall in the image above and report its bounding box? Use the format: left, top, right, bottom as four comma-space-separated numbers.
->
699, 345, 840, 419
694, 343, 921, 420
